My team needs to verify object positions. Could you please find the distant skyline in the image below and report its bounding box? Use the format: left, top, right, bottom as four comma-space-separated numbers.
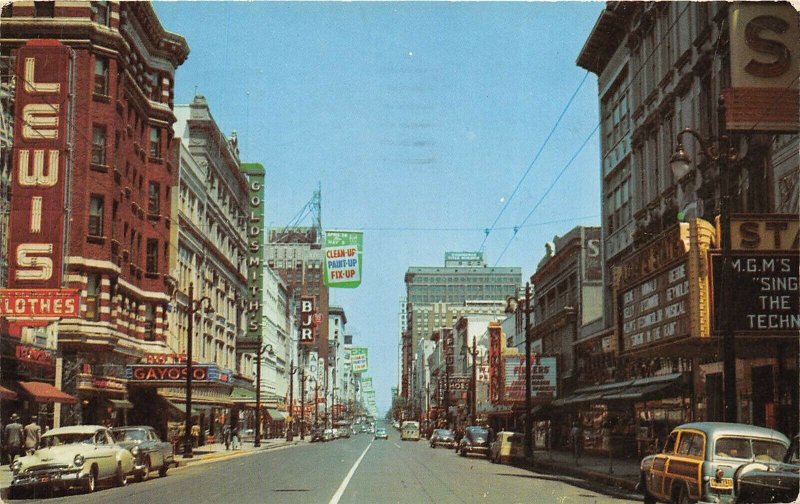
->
154, 1, 605, 414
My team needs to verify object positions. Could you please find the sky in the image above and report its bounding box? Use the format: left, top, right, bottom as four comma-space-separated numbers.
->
154, 1, 606, 415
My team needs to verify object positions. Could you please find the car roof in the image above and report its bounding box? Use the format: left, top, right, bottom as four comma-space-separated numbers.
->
42, 425, 106, 436
110, 425, 153, 431
676, 422, 790, 443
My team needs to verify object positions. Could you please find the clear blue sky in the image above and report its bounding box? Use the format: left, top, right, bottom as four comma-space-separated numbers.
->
154, 1, 605, 415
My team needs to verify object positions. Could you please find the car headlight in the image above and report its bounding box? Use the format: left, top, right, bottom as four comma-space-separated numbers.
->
131, 446, 140, 456
73, 454, 85, 467
11, 460, 22, 472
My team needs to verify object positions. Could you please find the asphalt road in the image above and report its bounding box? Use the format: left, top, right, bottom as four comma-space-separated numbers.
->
10, 432, 640, 504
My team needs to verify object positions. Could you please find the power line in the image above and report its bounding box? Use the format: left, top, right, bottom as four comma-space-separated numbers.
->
478, 71, 591, 251
327, 214, 599, 233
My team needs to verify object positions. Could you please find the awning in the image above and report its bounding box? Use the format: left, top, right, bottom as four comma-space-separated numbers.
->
108, 399, 134, 410
160, 397, 199, 417
230, 387, 256, 402
18, 381, 77, 404
266, 408, 286, 421
0, 385, 18, 400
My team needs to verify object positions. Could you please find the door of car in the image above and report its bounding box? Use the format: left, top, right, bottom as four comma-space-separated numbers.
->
662, 430, 705, 501
648, 430, 678, 500
91, 429, 118, 479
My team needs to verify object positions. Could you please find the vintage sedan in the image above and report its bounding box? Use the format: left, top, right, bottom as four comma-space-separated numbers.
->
111, 425, 174, 482
458, 426, 491, 458
639, 422, 789, 504
430, 429, 457, 449
10, 425, 134, 497
735, 435, 799, 503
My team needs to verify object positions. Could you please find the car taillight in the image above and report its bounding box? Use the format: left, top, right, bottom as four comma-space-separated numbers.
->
715, 468, 724, 481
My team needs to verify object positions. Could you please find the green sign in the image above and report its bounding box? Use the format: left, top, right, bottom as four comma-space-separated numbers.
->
240, 163, 265, 350
351, 347, 368, 373
361, 377, 373, 392
323, 230, 363, 288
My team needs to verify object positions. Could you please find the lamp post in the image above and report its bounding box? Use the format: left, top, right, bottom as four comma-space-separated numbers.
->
670, 97, 739, 422
308, 376, 319, 427
444, 335, 451, 429
184, 282, 214, 458
470, 336, 477, 424
287, 361, 298, 441
524, 282, 533, 462
254, 343, 275, 448
300, 370, 308, 440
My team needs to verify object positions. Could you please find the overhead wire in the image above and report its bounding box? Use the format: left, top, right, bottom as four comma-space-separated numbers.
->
490, 2, 693, 264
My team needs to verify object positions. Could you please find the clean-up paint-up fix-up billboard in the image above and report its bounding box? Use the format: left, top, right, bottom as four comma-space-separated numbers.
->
351, 347, 368, 373
323, 230, 363, 288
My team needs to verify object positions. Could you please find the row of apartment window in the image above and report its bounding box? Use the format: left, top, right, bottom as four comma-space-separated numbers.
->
91, 123, 162, 167
1, 2, 110, 22
410, 275, 517, 284
536, 273, 577, 322
84, 278, 160, 341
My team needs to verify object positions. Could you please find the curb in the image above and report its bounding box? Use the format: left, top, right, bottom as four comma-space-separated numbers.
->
529, 458, 638, 492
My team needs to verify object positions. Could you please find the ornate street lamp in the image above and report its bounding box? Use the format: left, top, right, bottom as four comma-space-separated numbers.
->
670, 100, 740, 422
287, 361, 298, 441
254, 343, 275, 448
184, 282, 214, 458
523, 283, 533, 462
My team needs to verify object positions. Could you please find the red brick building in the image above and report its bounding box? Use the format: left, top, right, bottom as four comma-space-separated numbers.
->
1, 1, 188, 428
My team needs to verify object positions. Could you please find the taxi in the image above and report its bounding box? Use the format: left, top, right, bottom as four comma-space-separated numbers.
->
638, 422, 789, 504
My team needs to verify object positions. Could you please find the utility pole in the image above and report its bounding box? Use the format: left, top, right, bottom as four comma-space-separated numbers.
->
524, 282, 533, 462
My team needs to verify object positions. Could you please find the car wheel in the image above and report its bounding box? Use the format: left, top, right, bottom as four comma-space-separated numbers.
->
673, 484, 692, 504
84, 467, 97, 493
137, 457, 151, 482
159, 462, 169, 478
115, 462, 128, 487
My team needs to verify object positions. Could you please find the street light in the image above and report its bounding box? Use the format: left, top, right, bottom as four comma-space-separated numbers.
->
308, 376, 319, 427
523, 283, 533, 462
254, 343, 275, 448
670, 97, 740, 422
287, 361, 298, 441
184, 282, 214, 458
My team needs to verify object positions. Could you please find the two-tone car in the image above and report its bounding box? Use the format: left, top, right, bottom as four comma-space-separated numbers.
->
10, 425, 134, 498
111, 426, 174, 482
639, 422, 789, 504
458, 426, 491, 458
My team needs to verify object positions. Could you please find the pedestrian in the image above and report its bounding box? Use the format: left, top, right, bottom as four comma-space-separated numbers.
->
4, 414, 24, 466
23, 415, 41, 455
222, 423, 231, 450
231, 424, 240, 450
191, 423, 200, 448
570, 421, 583, 463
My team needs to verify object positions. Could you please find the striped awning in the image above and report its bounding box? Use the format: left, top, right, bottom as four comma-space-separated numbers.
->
18, 381, 77, 404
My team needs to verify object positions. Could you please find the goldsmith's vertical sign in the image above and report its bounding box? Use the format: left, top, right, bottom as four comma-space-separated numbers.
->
241, 163, 265, 346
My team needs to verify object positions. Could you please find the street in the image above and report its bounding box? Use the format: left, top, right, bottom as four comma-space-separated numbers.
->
8, 433, 639, 504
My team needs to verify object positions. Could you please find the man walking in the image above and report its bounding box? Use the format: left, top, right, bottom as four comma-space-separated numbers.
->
24, 415, 41, 455
4, 414, 24, 466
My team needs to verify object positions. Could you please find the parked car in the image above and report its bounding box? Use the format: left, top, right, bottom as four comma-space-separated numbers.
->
111, 426, 174, 482
430, 429, 456, 449
489, 431, 524, 464
374, 428, 389, 440
458, 426, 491, 458
735, 434, 799, 503
310, 427, 326, 443
10, 425, 134, 497
323, 428, 335, 441
638, 422, 789, 504
338, 427, 351, 439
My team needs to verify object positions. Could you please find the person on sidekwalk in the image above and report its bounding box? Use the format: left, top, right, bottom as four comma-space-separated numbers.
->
191, 423, 200, 448
231, 424, 240, 450
4, 414, 24, 466
222, 423, 231, 450
24, 415, 41, 455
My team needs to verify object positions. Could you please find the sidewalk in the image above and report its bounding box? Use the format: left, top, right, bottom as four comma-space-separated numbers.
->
0, 436, 306, 499
526, 448, 640, 492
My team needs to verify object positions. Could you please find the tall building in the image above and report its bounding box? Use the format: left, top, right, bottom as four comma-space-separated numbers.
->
402, 252, 520, 398
261, 266, 291, 403
0, 1, 188, 429
576, 1, 799, 450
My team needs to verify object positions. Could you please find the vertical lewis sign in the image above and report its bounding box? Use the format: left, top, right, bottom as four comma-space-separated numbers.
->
8, 41, 72, 289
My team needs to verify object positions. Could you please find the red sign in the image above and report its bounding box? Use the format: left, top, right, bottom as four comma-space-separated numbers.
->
299, 296, 316, 345
15, 345, 55, 367
143, 353, 190, 364
9, 40, 71, 290
0, 289, 79, 317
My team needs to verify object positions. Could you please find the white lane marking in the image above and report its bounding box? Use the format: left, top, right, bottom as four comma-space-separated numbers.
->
329, 441, 372, 504
394, 443, 401, 448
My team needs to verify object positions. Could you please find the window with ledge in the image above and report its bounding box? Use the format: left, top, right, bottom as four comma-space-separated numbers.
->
94, 57, 109, 96
148, 181, 160, 215
92, 1, 110, 26
149, 127, 161, 158
91, 125, 106, 166
88, 195, 104, 237
146, 239, 158, 274
85, 273, 101, 321
33, 1, 54, 18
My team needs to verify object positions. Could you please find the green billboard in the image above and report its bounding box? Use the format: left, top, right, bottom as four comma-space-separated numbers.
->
323, 230, 363, 288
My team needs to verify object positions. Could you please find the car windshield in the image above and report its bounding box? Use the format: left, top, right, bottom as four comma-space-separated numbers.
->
440, 430, 454, 437
468, 428, 488, 437
41, 433, 95, 447
112, 429, 147, 442
715, 437, 787, 462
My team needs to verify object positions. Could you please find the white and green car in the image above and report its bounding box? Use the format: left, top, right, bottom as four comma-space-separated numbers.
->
10, 425, 134, 497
